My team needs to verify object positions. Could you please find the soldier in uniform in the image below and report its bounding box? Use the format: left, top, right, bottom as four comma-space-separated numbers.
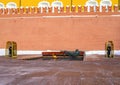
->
107, 44, 112, 58
9, 46, 12, 57
106, 41, 114, 58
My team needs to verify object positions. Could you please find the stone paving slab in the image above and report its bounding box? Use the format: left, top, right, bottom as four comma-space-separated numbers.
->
0, 55, 120, 85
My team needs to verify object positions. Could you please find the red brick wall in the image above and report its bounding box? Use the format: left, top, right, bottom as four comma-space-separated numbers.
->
0, 15, 120, 50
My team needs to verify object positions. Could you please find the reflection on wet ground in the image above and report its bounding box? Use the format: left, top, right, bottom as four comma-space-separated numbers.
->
0, 55, 120, 85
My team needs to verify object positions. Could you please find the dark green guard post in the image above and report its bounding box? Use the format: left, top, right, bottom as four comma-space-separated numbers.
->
5, 41, 17, 58
105, 41, 114, 58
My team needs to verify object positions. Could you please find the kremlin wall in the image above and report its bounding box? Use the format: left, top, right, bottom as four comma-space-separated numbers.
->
0, 0, 120, 51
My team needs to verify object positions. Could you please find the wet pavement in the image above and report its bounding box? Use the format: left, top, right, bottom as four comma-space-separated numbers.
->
0, 55, 120, 85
